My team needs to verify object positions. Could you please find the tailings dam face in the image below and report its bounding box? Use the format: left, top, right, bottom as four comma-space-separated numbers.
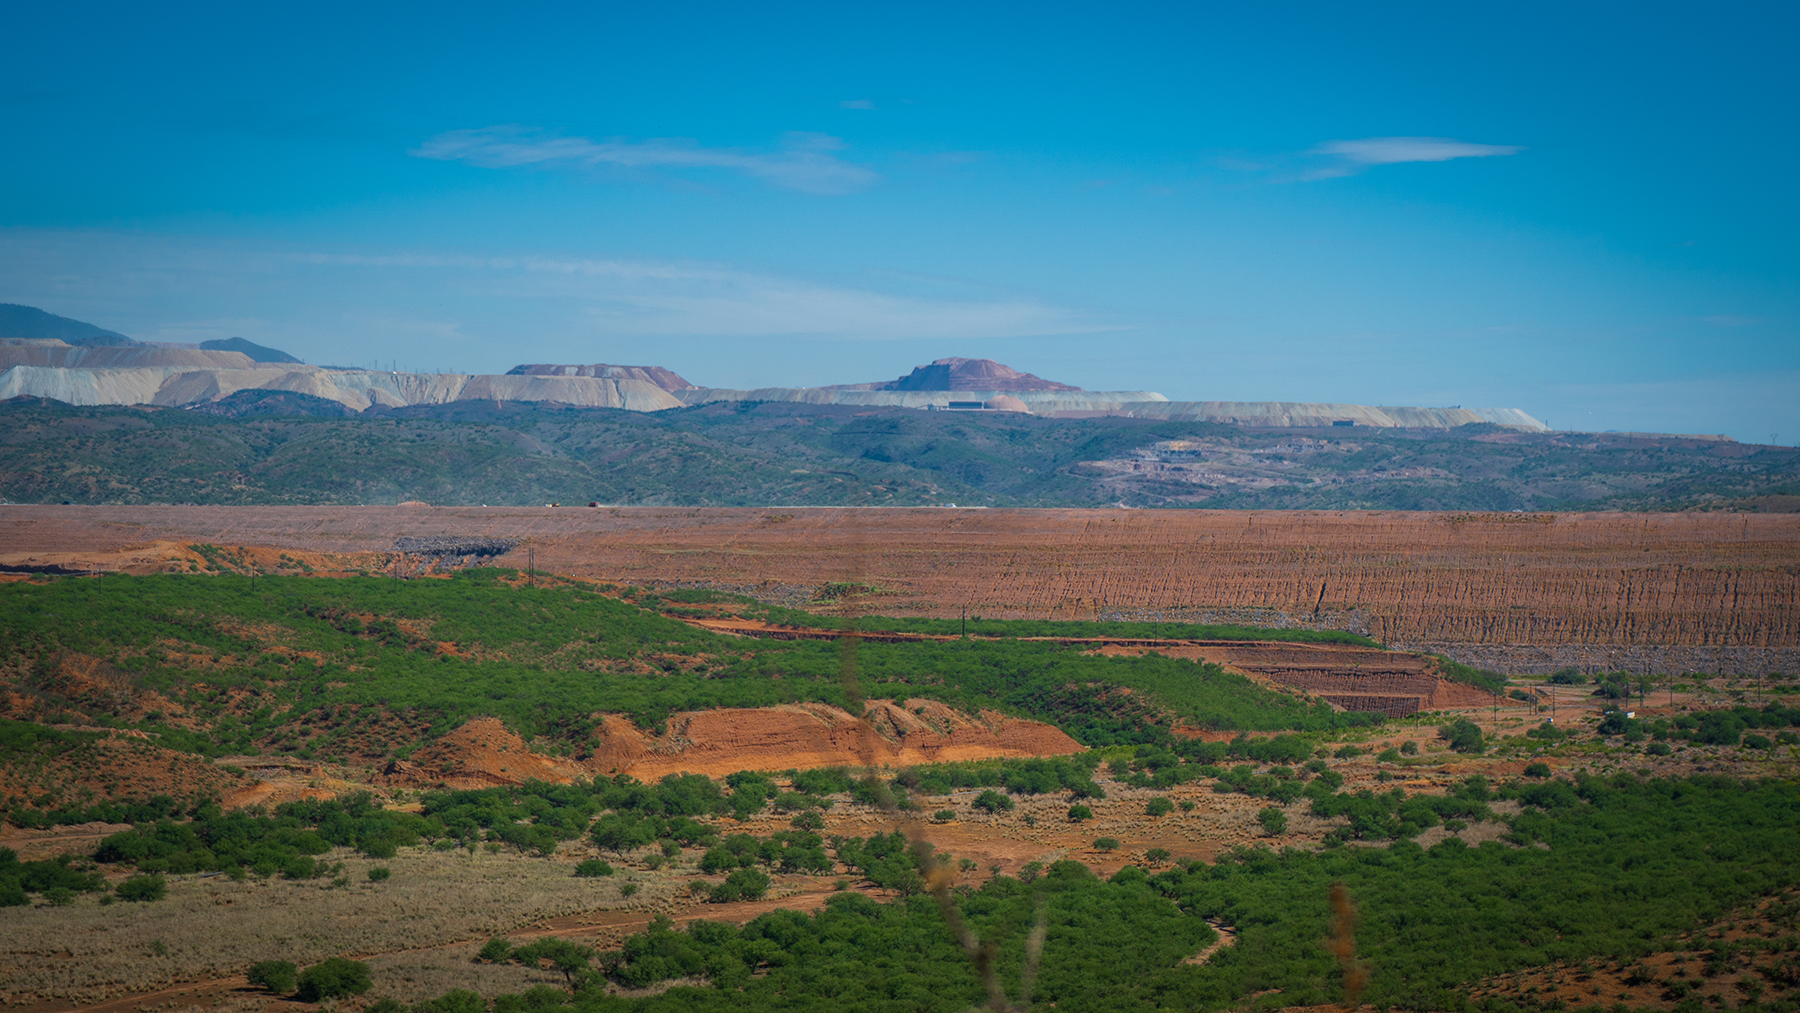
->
5, 506, 1795, 671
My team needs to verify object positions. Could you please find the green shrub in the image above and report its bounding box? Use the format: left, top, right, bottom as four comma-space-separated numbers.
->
972, 789, 1015, 813
493, 986, 572, 1012
295, 957, 373, 1002
246, 959, 297, 995
114, 874, 166, 902
711, 867, 771, 902
1647, 742, 1673, 756
932, 809, 956, 822
1145, 797, 1174, 817
1377, 748, 1401, 763
1438, 719, 1485, 754
1524, 762, 1552, 778
1334, 745, 1366, 759
1144, 847, 1171, 864
1400, 740, 1418, 755
414, 989, 485, 1013
1093, 837, 1120, 853
1067, 804, 1092, 822
574, 858, 614, 878
478, 937, 514, 963
1257, 807, 1289, 836
367, 866, 391, 882
513, 938, 593, 987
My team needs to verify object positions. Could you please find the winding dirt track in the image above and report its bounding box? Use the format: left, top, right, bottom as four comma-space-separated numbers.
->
5, 505, 1795, 652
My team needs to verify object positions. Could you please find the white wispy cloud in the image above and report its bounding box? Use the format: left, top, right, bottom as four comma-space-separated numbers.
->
412, 126, 879, 195
838, 99, 876, 110
1302, 136, 1524, 179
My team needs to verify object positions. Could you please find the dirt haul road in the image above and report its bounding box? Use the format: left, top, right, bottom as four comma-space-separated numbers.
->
3, 506, 1795, 671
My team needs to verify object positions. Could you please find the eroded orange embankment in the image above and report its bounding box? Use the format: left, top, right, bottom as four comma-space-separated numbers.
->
379, 705, 1085, 790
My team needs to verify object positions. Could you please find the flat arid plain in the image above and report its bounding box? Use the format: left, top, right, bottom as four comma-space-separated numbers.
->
3, 505, 1799, 1013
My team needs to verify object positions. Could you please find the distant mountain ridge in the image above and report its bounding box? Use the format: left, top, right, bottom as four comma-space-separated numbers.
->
0, 304, 139, 346
200, 337, 303, 363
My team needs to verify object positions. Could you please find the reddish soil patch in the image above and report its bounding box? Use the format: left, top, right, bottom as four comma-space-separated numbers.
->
375, 706, 1083, 791
3, 977, 259, 1013
386, 716, 595, 789
1470, 888, 1800, 1011
0, 721, 253, 830
4, 506, 1794, 649
0, 821, 135, 862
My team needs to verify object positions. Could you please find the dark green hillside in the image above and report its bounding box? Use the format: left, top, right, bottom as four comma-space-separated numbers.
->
0, 573, 1370, 814
2, 397, 1794, 509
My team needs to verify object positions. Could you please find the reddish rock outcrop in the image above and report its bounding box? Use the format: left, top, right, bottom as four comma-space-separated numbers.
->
827, 357, 1082, 392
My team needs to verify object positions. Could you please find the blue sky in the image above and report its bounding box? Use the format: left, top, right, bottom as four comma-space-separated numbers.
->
2, 1, 1794, 441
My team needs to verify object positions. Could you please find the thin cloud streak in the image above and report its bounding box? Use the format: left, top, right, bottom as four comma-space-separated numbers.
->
413, 126, 880, 195
1302, 136, 1524, 179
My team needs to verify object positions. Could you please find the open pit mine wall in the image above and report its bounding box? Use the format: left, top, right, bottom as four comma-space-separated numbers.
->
676, 388, 1546, 429
675, 387, 1173, 413
1211, 645, 1486, 717
0, 347, 687, 411
0, 340, 1543, 426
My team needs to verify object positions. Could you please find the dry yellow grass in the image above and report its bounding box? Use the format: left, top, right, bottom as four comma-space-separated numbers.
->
0, 845, 685, 1004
